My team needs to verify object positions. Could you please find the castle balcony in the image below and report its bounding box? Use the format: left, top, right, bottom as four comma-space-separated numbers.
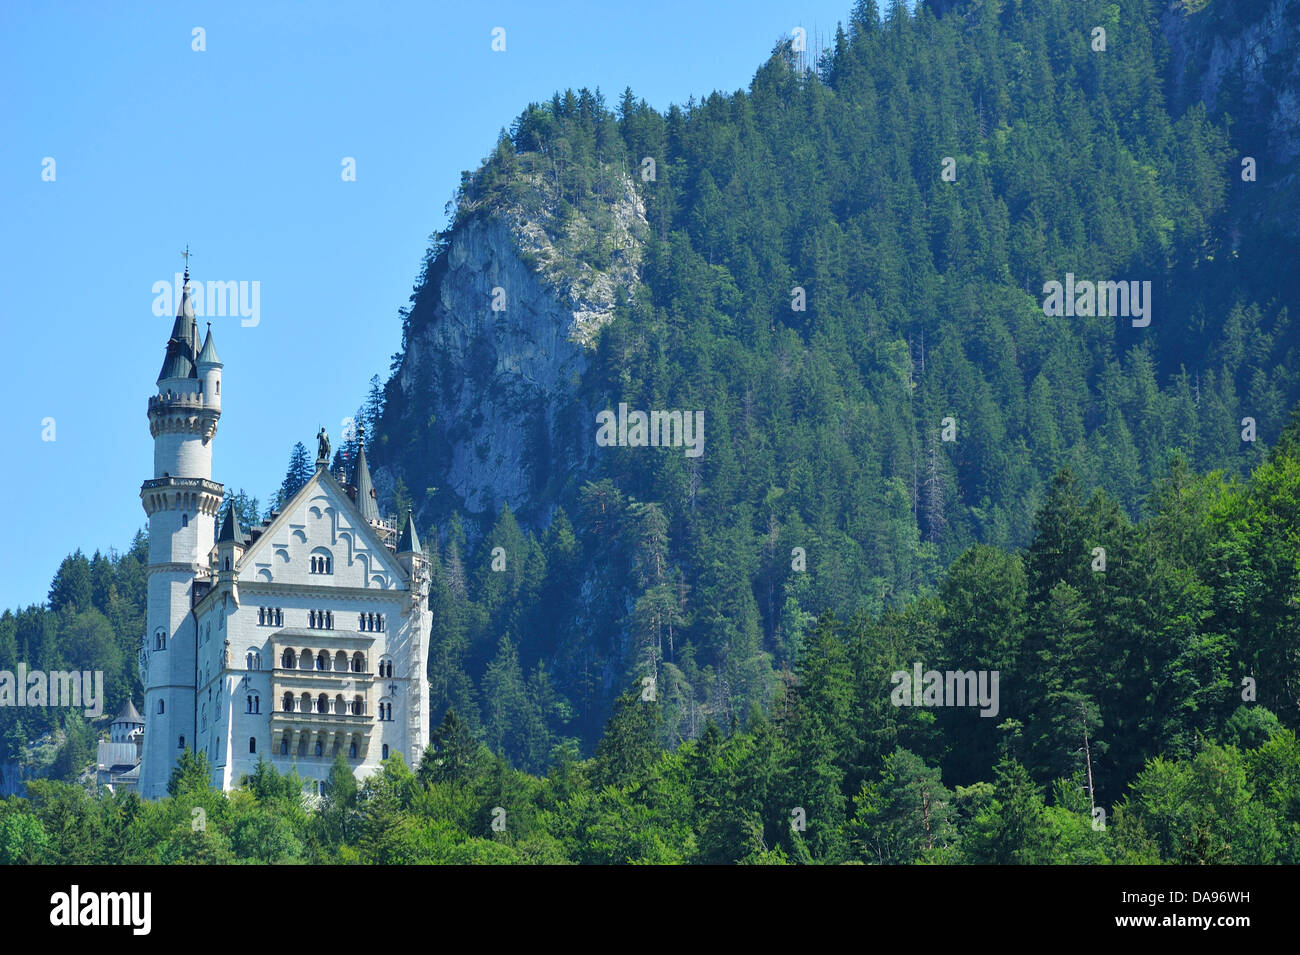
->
270, 630, 375, 677
270, 720, 372, 761
141, 476, 225, 494
140, 477, 224, 517
148, 393, 212, 414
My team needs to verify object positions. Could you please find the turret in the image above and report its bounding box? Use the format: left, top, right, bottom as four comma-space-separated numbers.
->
137, 250, 223, 800
216, 505, 244, 574
196, 322, 222, 412
110, 699, 145, 743
396, 509, 426, 585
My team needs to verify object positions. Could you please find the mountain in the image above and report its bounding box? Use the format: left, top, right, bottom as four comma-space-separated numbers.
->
369, 0, 1299, 754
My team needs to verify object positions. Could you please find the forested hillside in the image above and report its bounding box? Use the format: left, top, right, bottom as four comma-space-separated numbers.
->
1, 0, 1297, 864
5, 414, 1300, 862
374, 0, 1299, 750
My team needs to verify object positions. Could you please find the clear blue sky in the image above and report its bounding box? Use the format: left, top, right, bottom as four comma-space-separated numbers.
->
0, 0, 865, 611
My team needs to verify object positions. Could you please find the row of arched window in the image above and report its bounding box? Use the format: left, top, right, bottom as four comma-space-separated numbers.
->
359, 612, 385, 632
277, 738, 361, 758
279, 648, 367, 673
257, 607, 283, 627
310, 554, 333, 574
308, 610, 334, 630
245, 739, 398, 760
281, 692, 367, 716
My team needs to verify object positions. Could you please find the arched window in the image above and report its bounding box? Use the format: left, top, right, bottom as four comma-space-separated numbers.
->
258, 608, 265, 625
275, 609, 282, 627
315, 740, 323, 756
224, 556, 231, 570
280, 739, 288, 755
282, 692, 294, 712
358, 613, 367, 631
317, 693, 329, 714
352, 652, 364, 673
155, 629, 166, 651
377, 614, 384, 632
249, 737, 256, 754
335, 694, 346, 715
316, 651, 328, 671
281, 649, 295, 669
300, 692, 312, 713
349, 742, 357, 758
334, 650, 347, 671
247, 695, 259, 714
352, 695, 365, 716
157, 700, 165, 715
178, 735, 184, 748
182, 513, 189, 527
308, 610, 316, 628
216, 380, 219, 395
382, 744, 389, 760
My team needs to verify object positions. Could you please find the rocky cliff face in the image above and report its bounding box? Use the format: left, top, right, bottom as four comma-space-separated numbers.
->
1162, 0, 1300, 164
375, 168, 648, 531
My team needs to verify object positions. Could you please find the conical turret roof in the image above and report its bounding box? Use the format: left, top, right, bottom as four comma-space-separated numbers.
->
353, 426, 380, 523
113, 698, 144, 726
196, 323, 221, 366
217, 504, 243, 544
396, 508, 420, 553
157, 267, 199, 382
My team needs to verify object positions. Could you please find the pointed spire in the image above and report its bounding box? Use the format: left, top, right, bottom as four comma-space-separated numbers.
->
113, 698, 144, 726
157, 253, 199, 381
180, 245, 197, 355
353, 424, 380, 523
217, 504, 243, 544
396, 508, 420, 554
196, 322, 222, 367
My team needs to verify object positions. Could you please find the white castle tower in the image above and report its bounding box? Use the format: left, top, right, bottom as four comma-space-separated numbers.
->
135, 253, 432, 799
137, 262, 224, 800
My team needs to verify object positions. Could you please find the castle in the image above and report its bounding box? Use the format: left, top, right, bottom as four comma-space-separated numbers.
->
133, 262, 431, 800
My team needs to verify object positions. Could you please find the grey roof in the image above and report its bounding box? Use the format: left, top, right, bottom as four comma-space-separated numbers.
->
157, 274, 199, 382
196, 324, 222, 366
97, 742, 141, 771
157, 342, 194, 381
353, 437, 380, 523
112, 698, 143, 726
217, 505, 243, 544
396, 509, 420, 553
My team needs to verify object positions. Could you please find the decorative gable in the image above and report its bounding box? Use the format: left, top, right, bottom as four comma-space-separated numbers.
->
238, 470, 407, 588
